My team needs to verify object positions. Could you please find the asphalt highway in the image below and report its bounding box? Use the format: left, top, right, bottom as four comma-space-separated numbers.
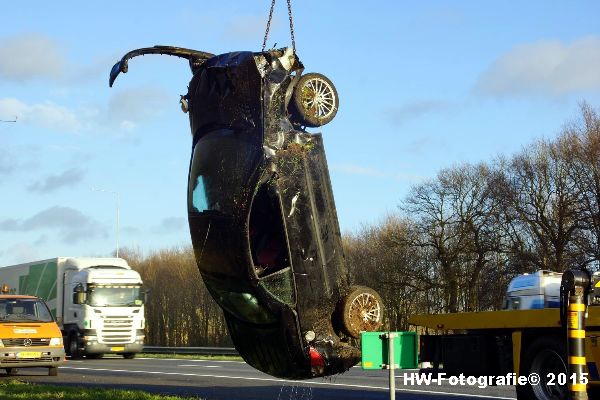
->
11, 357, 517, 400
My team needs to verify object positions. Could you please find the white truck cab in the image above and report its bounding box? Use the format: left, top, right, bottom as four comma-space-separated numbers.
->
0, 257, 146, 359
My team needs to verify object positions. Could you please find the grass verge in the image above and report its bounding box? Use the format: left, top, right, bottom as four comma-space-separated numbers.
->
0, 379, 200, 400
137, 353, 242, 361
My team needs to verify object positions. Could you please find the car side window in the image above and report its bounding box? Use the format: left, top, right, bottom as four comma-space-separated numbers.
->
192, 175, 209, 212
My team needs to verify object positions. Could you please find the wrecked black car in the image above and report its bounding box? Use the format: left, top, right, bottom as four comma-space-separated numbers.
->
110, 46, 384, 379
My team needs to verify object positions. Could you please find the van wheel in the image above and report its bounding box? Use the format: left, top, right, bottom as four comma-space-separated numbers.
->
339, 286, 384, 338
48, 367, 58, 376
516, 336, 567, 400
289, 72, 339, 127
123, 353, 136, 359
67, 332, 81, 359
5, 368, 18, 376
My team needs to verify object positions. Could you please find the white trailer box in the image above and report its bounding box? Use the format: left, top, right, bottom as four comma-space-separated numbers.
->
0, 257, 145, 358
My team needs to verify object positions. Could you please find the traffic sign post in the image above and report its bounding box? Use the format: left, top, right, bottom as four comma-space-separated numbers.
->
361, 331, 418, 400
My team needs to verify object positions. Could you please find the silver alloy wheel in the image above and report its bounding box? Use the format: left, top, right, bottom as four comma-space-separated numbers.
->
347, 292, 382, 333
300, 77, 337, 120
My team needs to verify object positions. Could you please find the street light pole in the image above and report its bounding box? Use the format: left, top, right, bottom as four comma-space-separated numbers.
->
92, 187, 120, 257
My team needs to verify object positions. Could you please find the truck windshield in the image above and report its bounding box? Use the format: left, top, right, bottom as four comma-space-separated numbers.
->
87, 285, 143, 307
0, 299, 54, 322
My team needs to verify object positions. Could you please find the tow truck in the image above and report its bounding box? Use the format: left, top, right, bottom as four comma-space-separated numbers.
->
409, 269, 600, 400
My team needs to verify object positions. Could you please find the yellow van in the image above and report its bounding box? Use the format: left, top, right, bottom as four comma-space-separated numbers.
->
0, 291, 65, 376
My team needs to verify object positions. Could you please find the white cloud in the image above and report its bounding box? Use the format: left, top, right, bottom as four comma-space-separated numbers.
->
475, 36, 600, 97
0, 206, 106, 244
332, 163, 426, 183
0, 98, 82, 132
385, 99, 450, 125
28, 167, 85, 193
223, 15, 268, 41
0, 86, 170, 134
1, 243, 41, 264
107, 87, 171, 130
0, 33, 65, 82
154, 217, 187, 233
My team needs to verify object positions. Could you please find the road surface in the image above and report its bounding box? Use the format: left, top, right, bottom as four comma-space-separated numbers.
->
12, 356, 517, 400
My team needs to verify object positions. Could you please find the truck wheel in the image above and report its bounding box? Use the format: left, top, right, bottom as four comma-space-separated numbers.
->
5, 368, 18, 376
339, 286, 384, 338
67, 332, 81, 359
289, 72, 339, 127
48, 367, 58, 376
516, 335, 567, 400
122, 353, 136, 359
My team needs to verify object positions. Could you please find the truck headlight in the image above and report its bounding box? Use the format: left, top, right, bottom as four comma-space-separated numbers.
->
49, 337, 63, 346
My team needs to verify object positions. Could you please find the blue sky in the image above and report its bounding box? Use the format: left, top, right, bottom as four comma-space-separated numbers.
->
1, 1, 600, 265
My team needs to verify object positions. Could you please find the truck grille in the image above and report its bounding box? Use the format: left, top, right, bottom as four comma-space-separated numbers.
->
99, 316, 135, 344
2, 338, 50, 347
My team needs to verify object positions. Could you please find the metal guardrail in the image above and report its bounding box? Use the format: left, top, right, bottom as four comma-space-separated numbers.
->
142, 346, 239, 356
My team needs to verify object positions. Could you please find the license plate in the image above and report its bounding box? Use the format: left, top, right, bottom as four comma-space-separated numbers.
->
17, 352, 42, 359
110, 347, 125, 352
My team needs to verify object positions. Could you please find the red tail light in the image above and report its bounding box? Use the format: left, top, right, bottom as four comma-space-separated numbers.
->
309, 347, 325, 376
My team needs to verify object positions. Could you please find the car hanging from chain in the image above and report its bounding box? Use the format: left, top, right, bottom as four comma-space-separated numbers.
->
108, 0, 384, 379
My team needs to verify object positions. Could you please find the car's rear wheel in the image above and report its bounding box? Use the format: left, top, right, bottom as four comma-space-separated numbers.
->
5, 368, 18, 376
289, 72, 338, 127
340, 286, 384, 338
48, 367, 58, 376
122, 353, 136, 359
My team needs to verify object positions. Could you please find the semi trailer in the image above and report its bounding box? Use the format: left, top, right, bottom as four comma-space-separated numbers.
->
0, 257, 146, 359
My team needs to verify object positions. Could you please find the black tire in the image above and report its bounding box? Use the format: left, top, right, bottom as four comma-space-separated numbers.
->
339, 286, 384, 338
516, 335, 567, 400
122, 353, 136, 359
67, 332, 81, 359
289, 72, 339, 127
5, 368, 18, 376
86, 353, 104, 359
48, 367, 58, 376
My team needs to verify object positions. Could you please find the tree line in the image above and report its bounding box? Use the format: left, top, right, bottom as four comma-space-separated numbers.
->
123, 104, 600, 345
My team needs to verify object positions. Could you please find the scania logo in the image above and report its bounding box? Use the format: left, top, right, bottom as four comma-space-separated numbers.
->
23, 338, 32, 347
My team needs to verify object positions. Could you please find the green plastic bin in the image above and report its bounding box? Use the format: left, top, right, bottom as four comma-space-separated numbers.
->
361, 331, 418, 370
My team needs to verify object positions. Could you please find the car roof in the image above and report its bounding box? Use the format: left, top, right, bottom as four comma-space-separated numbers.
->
0, 295, 39, 300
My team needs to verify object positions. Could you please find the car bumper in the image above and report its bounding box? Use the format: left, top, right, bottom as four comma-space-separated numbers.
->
84, 342, 144, 354
0, 346, 65, 368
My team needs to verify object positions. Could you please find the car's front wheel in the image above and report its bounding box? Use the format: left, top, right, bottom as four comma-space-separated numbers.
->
339, 286, 384, 338
289, 73, 339, 127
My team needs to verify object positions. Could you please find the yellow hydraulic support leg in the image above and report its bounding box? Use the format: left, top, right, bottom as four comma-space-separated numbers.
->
561, 269, 591, 400
568, 297, 587, 399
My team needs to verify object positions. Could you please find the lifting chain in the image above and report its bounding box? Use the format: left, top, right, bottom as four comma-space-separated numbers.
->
261, 0, 296, 53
